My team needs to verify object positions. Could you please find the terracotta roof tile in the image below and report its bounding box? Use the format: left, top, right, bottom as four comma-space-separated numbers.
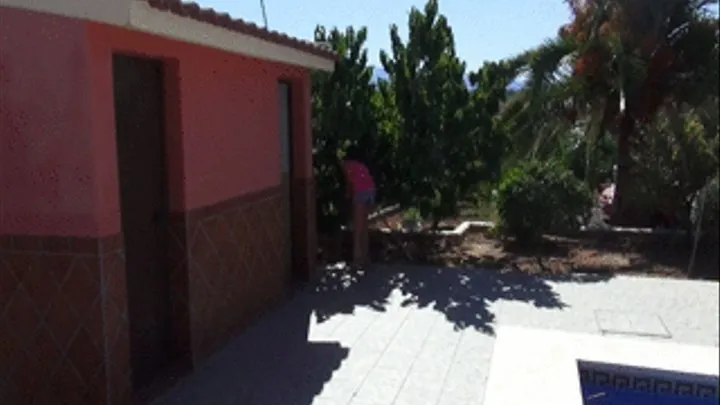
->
145, 0, 337, 61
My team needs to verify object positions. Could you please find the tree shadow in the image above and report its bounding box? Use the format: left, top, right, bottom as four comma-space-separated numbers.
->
312, 264, 613, 335
151, 295, 349, 405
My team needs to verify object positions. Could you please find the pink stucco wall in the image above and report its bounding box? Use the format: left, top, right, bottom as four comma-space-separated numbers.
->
1, 9, 319, 403
0, 8, 98, 236
86, 22, 312, 235
0, 8, 313, 237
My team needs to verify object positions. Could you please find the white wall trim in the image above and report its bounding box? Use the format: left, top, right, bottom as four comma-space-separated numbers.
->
0, 0, 334, 72
128, 1, 334, 71
0, 0, 131, 26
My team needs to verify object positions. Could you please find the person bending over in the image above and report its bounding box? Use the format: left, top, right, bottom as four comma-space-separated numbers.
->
342, 147, 376, 268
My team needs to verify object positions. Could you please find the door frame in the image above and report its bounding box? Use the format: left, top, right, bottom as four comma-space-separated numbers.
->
278, 79, 299, 285
111, 52, 191, 396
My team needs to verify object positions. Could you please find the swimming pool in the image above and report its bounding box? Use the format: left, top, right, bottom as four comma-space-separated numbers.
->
581, 384, 717, 405
579, 362, 719, 405
483, 326, 720, 405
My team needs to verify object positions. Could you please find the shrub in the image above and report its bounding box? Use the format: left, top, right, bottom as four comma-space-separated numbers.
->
691, 175, 719, 244
403, 207, 423, 223
495, 160, 593, 243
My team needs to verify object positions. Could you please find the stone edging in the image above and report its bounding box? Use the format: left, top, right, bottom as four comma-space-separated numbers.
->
375, 220, 494, 236
368, 204, 402, 220
358, 205, 687, 239
376, 219, 687, 238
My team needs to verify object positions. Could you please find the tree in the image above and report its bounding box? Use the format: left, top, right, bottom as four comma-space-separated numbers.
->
629, 102, 719, 227
468, 60, 520, 181
503, 0, 719, 225
379, 0, 505, 227
312, 26, 380, 232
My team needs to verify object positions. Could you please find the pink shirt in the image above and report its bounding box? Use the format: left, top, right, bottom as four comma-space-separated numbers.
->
343, 160, 375, 193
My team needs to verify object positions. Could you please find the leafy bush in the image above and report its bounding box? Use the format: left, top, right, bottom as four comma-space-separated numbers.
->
627, 110, 718, 228
403, 207, 423, 222
567, 134, 617, 188
691, 175, 719, 244
495, 160, 593, 243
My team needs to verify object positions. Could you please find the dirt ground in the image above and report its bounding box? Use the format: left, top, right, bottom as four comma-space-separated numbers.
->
383, 231, 716, 279
317, 212, 719, 281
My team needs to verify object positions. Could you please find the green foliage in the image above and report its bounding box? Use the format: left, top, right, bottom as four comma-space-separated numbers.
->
311, 0, 719, 238
495, 160, 593, 243
567, 131, 617, 187
692, 175, 719, 244
499, 0, 719, 224
628, 106, 719, 227
468, 61, 517, 182
311, 26, 384, 232
403, 207, 423, 222
378, 0, 508, 226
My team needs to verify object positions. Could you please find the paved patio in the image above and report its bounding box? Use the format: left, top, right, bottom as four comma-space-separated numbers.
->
152, 265, 719, 405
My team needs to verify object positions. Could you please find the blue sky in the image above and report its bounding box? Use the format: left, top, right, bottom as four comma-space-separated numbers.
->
195, 0, 572, 70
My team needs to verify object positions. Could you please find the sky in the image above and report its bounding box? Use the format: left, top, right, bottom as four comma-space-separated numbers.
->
194, 0, 572, 70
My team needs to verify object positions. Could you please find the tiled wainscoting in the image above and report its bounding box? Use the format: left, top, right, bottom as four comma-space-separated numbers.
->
0, 233, 132, 405
173, 185, 290, 363
1, 181, 315, 404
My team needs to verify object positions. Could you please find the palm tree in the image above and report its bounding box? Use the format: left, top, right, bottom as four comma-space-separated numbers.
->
503, 0, 718, 224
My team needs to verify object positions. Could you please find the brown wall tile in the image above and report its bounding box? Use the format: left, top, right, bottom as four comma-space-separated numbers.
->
292, 178, 317, 281
0, 237, 108, 405
100, 243, 133, 405
165, 217, 193, 366
183, 185, 291, 364
0, 179, 317, 403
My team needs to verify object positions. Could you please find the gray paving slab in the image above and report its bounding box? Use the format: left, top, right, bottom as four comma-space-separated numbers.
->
594, 310, 672, 338
152, 265, 719, 405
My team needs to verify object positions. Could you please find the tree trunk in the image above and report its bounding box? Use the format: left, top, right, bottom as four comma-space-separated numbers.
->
585, 100, 610, 187
612, 117, 634, 225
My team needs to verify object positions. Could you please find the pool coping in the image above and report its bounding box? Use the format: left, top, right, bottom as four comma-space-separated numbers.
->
483, 326, 719, 405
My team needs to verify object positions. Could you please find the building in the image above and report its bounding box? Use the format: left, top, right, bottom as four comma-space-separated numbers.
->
0, 0, 335, 403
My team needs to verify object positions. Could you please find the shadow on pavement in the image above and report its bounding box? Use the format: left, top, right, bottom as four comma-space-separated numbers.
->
312, 265, 613, 334
152, 294, 348, 405
152, 265, 613, 404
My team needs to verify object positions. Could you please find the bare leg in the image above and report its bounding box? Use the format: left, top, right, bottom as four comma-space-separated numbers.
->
360, 203, 371, 266
357, 204, 367, 267
352, 199, 363, 268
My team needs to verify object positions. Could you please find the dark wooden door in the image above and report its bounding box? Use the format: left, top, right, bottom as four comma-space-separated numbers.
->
278, 81, 295, 283
112, 54, 174, 389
